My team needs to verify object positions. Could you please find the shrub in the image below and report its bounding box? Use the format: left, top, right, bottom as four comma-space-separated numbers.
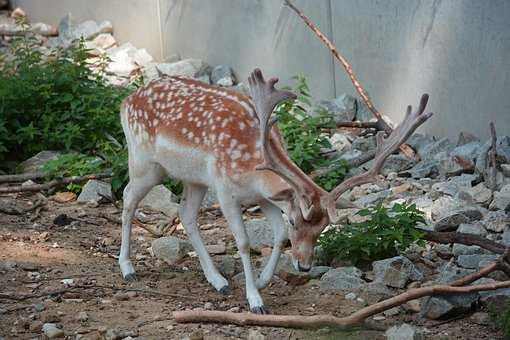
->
274, 76, 349, 189
318, 202, 426, 266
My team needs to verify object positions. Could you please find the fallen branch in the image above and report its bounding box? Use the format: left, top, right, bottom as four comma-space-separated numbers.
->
174, 280, 510, 329
0, 24, 58, 36
0, 171, 45, 184
283, 0, 415, 159
421, 230, 506, 255
335, 121, 379, 129
0, 173, 111, 194
489, 122, 497, 191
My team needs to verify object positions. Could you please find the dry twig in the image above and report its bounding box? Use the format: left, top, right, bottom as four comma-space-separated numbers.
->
0, 173, 111, 194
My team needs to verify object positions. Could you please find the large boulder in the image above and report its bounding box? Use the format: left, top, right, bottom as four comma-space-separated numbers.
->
372, 256, 423, 288
151, 236, 192, 264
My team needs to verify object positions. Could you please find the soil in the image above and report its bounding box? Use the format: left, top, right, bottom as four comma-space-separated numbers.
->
0, 193, 503, 339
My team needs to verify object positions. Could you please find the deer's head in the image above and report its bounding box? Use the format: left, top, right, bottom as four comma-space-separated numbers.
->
248, 68, 433, 272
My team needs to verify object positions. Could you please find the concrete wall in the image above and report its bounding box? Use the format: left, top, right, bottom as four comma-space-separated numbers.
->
11, 0, 510, 140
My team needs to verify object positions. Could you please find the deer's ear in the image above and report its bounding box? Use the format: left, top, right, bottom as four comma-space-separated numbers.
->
268, 188, 294, 202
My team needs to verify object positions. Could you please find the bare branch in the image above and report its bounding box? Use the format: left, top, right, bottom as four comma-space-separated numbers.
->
329, 95, 432, 201
0, 171, 45, 184
174, 280, 510, 330
283, 0, 416, 158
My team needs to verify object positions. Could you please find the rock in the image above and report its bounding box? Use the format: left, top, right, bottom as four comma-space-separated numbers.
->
354, 189, 391, 207
476, 277, 510, 305
489, 184, 510, 211
404, 160, 440, 179
53, 191, 77, 203
459, 182, 492, 206
469, 312, 490, 325
372, 256, 423, 288
352, 136, 376, 152
329, 133, 351, 154
450, 141, 482, 163
319, 267, 365, 292
211, 65, 235, 86
433, 208, 482, 232
201, 189, 218, 208
420, 138, 454, 161
245, 218, 289, 252
381, 154, 416, 175
359, 281, 394, 304
151, 236, 192, 264
77, 311, 89, 322
139, 184, 179, 218
457, 131, 479, 146
92, 33, 116, 50
106, 42, 138, 77
457, 223, 487, 237
407, 133, 435, 155
206, 244, 226, 255
19, 150, 60, 172
204, 302, 214, 310
42, 323, 64, 338
385, 323, 425, 340
156, 59, 207, 78
318, 94, 356, 122
421, 262, 477, 319
480, 210, 510, 233
457, 254, 498, 269
29, 321, 43, 332
77, 180, 112, 203
452, 243, 481, 256
218, 255, 237, 278
143, 62, 160, 83
309, 266, 331, 279
132, 48, 153, 67
247, 329, 266, 340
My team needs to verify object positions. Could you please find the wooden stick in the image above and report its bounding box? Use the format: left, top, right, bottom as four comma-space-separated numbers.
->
0, 171, 45, 184
421, 230, 506, 255
0, 173, 111, 193
283, 0, 416, 158
174, 280, 510, 329
336, 121, 379, 129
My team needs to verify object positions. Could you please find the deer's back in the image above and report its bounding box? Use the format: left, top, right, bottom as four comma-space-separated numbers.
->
122, 77, 265, 182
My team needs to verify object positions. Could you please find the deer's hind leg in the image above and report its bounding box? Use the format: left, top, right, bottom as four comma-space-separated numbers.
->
180, 184, 230, 294
119, 159, 165, 281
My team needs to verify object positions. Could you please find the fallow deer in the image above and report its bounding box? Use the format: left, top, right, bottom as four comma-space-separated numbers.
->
119, 68, 432, 314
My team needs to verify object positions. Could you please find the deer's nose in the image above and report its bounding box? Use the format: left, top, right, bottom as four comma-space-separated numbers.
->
297, 262, 311, 272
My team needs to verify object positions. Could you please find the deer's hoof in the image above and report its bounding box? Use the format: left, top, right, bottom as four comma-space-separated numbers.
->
123, 273, 138, 282
218, 285, 232, 295
250, 306, 270, 315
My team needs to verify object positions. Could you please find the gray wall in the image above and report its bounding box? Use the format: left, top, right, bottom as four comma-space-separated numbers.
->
12, 0, 510, 140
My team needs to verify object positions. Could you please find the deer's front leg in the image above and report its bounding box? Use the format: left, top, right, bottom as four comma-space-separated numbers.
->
217, 192, 269, 314
256, 201, 288, 289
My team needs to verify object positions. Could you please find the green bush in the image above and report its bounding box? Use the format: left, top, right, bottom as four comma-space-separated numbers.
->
0, 33, 132, 169
274, 76, 349, 189
489, 301, 510, 339
318, 202, 425, 266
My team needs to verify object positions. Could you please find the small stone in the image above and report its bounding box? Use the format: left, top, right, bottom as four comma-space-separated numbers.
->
434, 208, 482, 232
319, 267, 365, 293
469, 312, 490, 325
457, 254, 498, 269
345, 292, 357, 300
385, 323, 424, 340
245, 218, 289, 251
77, 311, 89, 322
77, 180, 112, 203
93, 33, 116, 50
151, 237, 193, 264
29, 321, 43, 332
329, 133, 351, 154
247, 329, 265, 340
457, 223, 487, 237
42, 323, 64, 338
211, 65, 235, 86
139, 184, 179, 218
206, 244, 226, 255
452, 243, 481, 256
372, 256, 423, 288
383, 306, 401, 316
481, 210, 510, 233
114, 292, 130, 301
156, 59, 207, 78
53, 191, 76, 203
502, 164, 510, 177
318, 93, 356, 122
203, 302, 214, 310
489, 184, 510, 211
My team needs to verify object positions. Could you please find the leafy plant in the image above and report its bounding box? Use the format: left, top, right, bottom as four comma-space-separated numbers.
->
0, 35, 133, 169
489, 301, 510, 339
318, 202, 425, 266
274, 76, 349, 189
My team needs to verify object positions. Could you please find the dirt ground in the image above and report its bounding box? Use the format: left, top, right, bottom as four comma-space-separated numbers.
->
0, 193, 503, 339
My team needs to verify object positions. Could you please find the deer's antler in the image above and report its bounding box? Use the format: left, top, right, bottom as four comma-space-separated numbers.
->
248, 69, 318, 219
326, 94, 433, 222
